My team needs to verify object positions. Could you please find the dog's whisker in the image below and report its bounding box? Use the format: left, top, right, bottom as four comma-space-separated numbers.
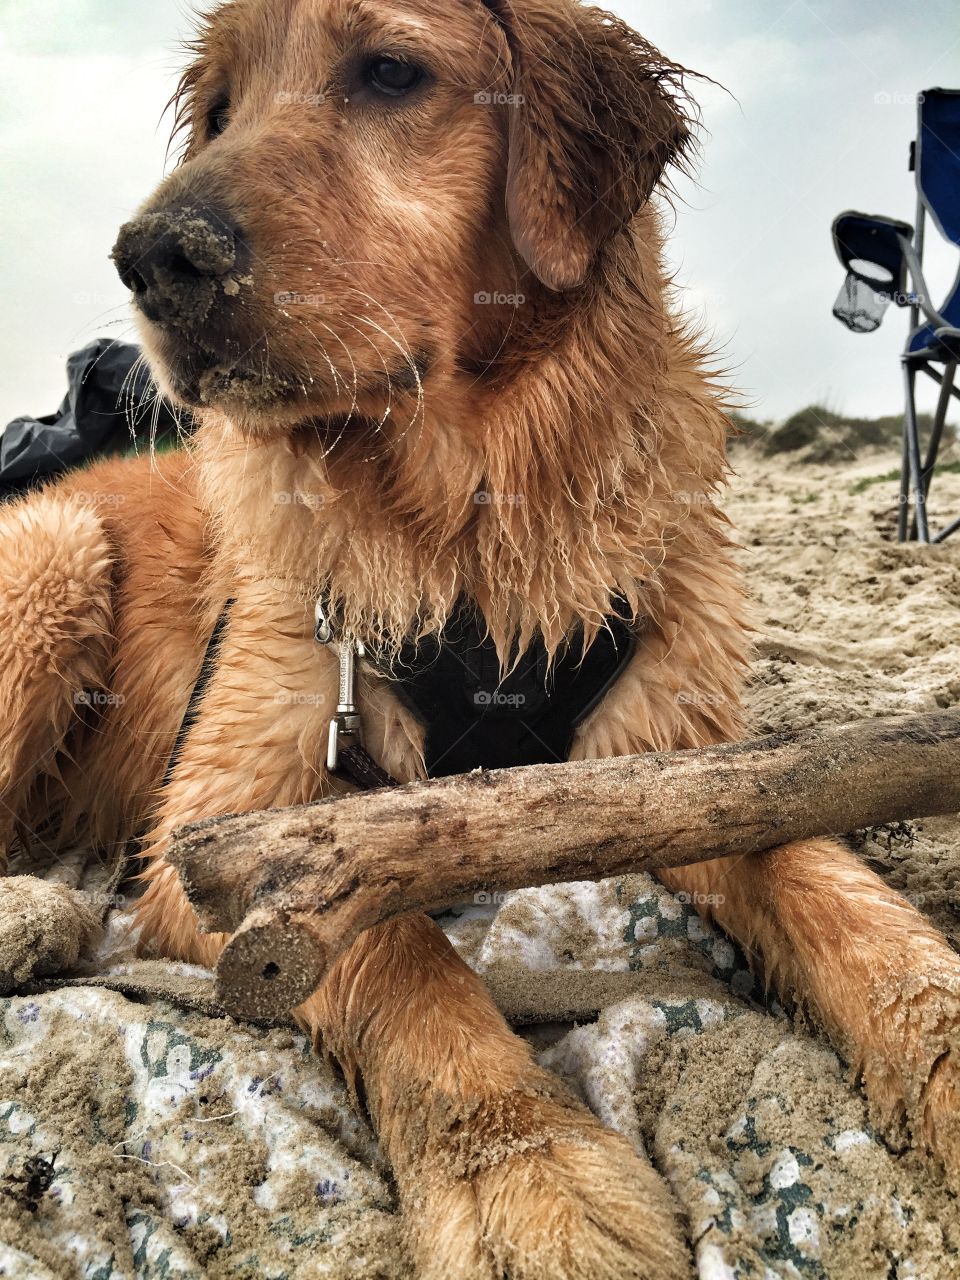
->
121, 354, 158, 452
343, 292, 427, 434
337, 318, 397, 432
288, 311, 357, 409
82, 333, 134, 388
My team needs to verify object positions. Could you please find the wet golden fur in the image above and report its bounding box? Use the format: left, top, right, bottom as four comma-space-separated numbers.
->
2, 0, 959, 1274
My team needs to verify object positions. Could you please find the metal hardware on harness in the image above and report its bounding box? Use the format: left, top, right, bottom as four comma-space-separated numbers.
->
315, 599, 366, 773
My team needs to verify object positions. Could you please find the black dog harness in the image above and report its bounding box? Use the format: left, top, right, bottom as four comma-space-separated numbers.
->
173, 596, 638, 793
378, 599, 636, 777
317, 595, 638, 787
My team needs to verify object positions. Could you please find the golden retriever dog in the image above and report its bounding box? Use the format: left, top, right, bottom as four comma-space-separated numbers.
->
2, 0, 958, 1274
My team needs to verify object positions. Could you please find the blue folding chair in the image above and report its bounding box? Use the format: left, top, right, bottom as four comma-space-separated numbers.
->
832, 87, 960, 543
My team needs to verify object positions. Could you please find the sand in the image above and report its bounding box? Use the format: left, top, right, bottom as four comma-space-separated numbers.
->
730, 435, 960, 952
1, 431, 959, 1278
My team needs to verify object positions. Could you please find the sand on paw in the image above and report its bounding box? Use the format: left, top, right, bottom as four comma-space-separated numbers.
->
0, 876, 102, 994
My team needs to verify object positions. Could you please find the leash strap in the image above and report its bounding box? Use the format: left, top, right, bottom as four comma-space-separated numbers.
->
162, 598, 236, 789
337, 743, 399, 790
314, 594, 638, 787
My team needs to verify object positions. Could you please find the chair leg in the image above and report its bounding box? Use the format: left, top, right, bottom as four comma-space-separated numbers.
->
898, 412, 911, 542
902, 361, 930, 542
920, 360, 955, 504
924, 361, 959, 543
933, 511, 960, 544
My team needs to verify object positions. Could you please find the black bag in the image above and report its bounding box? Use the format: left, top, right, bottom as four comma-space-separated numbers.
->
1, 340, 183, 499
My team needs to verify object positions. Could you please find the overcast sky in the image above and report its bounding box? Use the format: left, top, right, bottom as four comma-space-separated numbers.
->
1, 0, 957, 428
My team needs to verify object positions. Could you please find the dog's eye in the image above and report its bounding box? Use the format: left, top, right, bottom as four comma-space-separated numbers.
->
365, 58, 423, 97
207, 96, 231, 138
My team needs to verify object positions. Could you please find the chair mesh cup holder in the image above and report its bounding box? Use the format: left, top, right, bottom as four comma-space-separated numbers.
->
833, 271, 895, 333
831, 215, 914, 335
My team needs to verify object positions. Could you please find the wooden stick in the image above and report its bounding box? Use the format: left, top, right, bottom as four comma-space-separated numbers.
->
167, 708, 960, 1018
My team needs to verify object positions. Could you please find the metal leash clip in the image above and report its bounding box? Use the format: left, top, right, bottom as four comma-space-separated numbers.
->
315, 599, 366, 773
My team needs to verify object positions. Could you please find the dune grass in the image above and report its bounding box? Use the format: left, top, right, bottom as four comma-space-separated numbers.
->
849, 460, 960, 495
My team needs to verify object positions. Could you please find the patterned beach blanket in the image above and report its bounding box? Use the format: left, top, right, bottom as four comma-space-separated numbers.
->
0, 865, 956, 1280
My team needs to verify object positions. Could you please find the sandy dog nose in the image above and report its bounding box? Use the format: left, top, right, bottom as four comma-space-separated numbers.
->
111, 204, 241, 327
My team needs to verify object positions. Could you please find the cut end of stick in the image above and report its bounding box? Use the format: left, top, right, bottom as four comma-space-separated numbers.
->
215, 908, 327, 1018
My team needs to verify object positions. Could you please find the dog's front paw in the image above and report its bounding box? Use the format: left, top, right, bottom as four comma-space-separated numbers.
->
860, 962, 960, 1180
0, 876, 102, 994
393, 1073, 690, 1280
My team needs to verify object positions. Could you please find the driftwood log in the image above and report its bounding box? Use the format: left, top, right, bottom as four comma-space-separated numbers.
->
168, 708, 960, 1018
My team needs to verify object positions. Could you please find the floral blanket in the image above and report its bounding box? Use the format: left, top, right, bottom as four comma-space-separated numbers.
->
0, 870, 956, 1280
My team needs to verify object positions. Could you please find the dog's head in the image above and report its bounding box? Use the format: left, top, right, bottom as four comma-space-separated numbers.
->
113, 0, 693, 437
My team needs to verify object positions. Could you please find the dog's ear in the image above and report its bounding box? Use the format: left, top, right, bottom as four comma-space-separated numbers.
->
489, 2, 695, 291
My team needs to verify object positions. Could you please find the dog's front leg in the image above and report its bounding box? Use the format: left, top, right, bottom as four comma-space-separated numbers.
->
134, 582, 690, 1279
0, 493, 115, 861
297, 911, 690, 1280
